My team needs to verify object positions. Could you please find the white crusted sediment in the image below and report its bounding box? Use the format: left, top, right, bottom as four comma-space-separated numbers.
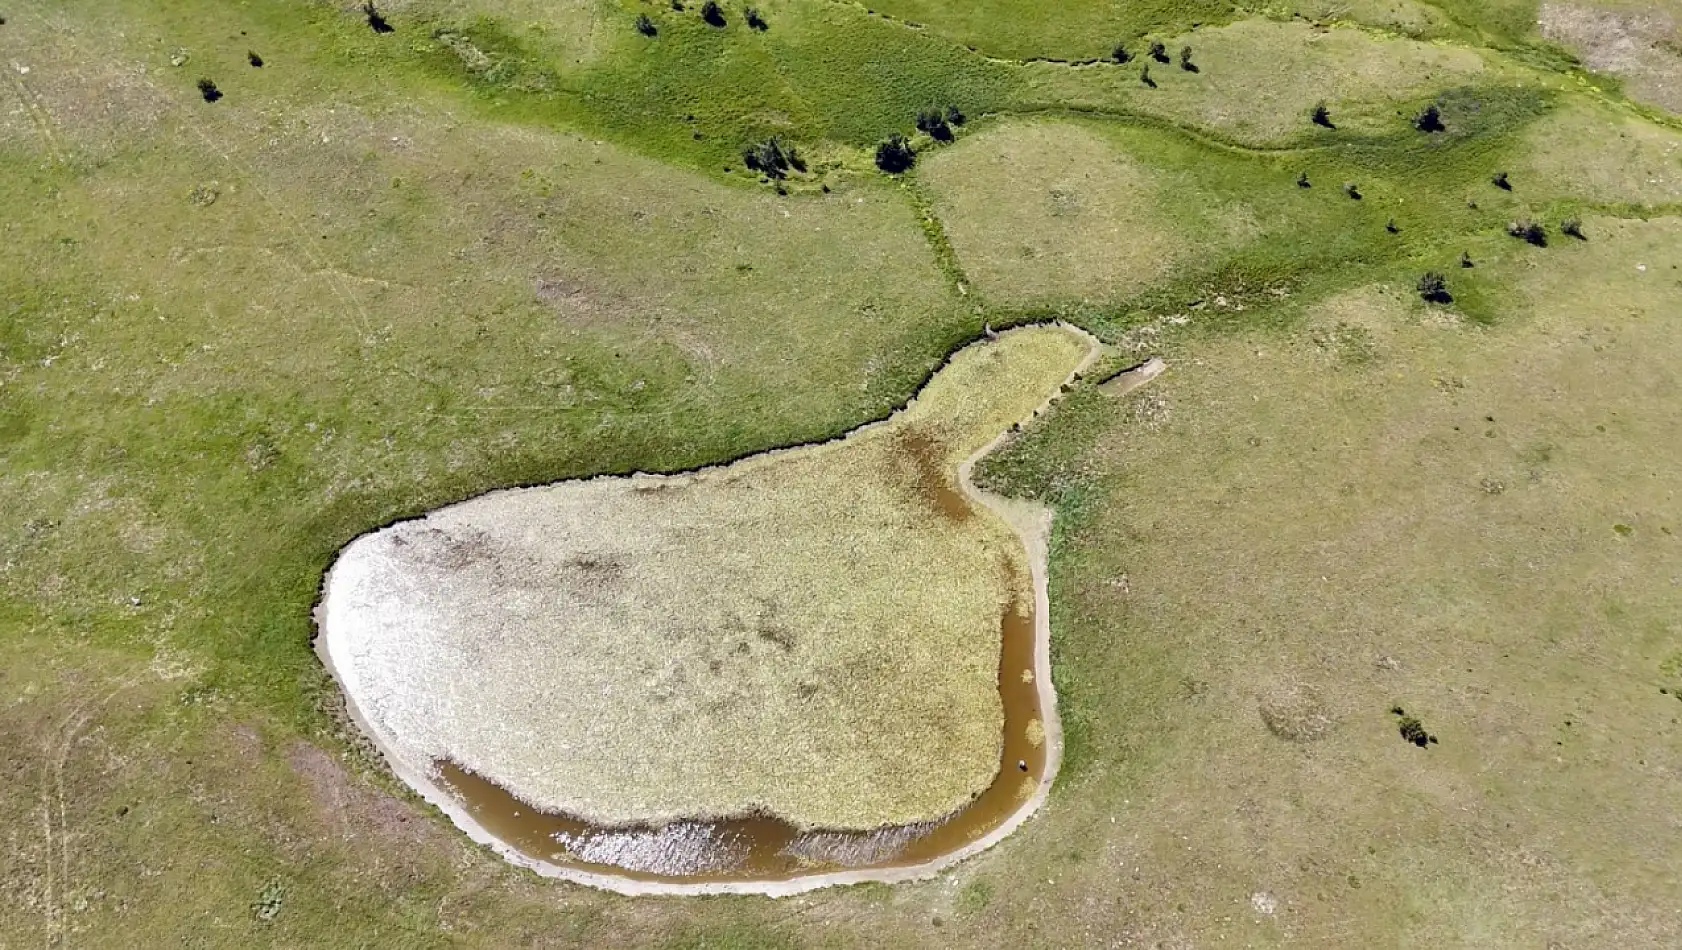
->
315, 322, 1130, 896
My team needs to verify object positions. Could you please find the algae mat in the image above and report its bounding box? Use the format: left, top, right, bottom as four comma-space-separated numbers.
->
318, 324, 1099, 890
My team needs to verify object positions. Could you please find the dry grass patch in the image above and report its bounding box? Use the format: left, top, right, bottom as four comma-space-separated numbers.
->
921, 121, 1177, 308
1542, 1, 1682, 113
1515, 99, 1682, 205
322, 325, 1091, 831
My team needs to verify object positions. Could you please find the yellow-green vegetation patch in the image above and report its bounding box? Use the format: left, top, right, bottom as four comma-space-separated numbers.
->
1515, 100, 1682, 205
409, 0, 616, 69
1288, 0, 1455, 37
322, 325, 1091, 831
1016, 19, 1490, 144
921, 121, 1179, 308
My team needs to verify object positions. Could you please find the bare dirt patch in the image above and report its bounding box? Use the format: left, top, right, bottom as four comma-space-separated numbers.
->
285, 740, 435, 847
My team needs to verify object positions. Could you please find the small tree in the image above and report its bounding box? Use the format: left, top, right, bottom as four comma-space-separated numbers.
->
247, 50, 265, 68
1149, 40, 1168, 63
1459, 250, 1474, 268
1507, 218, 1546, 246
1417, 272, 1450, 304
1178, 45, 1196, 71
1385, 217, 1399, 234
1311, 101, 1333, 128
1413, 103, 1444, 132
743, 137, 794, 178
1561, 216, 1585, 239
945, 104, 966, 126
1140, 64, 1155, 88
363, 1, 394, 33
745, 6, 768, 30
1491, 170, 1511, 190
1343, 181, 1361, 200
1296, 171, 1311, 188
1397, 715, 1432, 746
1111, 43, 1131, 64
875, 134, 915, 173
196, 78, 223, 102
701, 0, 725, 26
635, 13, 657, 35
915, 108, 953, 141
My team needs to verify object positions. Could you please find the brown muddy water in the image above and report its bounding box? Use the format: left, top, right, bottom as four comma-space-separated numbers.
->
434, 572, 1046, 883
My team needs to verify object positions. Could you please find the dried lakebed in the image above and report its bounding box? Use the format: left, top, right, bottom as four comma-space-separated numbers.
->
317, 324, 1107, 895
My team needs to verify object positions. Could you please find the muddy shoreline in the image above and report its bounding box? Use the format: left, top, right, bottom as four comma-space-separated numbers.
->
314, 323, 1110, 896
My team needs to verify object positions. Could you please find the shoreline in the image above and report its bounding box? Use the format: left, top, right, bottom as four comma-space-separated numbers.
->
315, 322, 1112, 897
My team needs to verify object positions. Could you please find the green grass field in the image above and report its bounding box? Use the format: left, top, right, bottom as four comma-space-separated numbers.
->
5, 0, 1682, 945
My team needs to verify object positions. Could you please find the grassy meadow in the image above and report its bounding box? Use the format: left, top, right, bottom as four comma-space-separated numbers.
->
4, 0, 1682, 945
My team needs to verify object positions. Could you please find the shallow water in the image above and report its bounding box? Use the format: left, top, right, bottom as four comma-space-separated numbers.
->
434, 591, 1045, 882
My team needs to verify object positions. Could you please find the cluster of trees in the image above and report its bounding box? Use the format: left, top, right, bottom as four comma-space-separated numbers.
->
1116, 40, 1195, 82
914, 105, 964, 142
873, 104, 964, 173
741, 136, 805, 179
640, 2, 765, 33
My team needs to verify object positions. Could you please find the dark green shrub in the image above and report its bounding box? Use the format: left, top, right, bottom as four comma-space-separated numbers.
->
1491, 170, 1511, 190
363, 1, 394, 33
1459, 250, 1474, 268
1562, 216, 1585, 239
1507, 218, 1546, 246
915, 108, 953, 141
1140, 64, 1155, 88
745, 6, 768, 30
1296, 171, 1310, 188
1417, 271, 1450, 303
1414, 103, 1444, 132
875, 134, 915, 173
1179, 45, 1196, 71
945, 104, 966, 126
197, 78, 223, 102
701, 1, 725, 27
1149, 40, 1168, 62
635, 13, 656, 35
1311, 101, 1333, 128
1343, 181, 1361, 199
1111, 43, 1131, 63
247, 51, 264, 67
